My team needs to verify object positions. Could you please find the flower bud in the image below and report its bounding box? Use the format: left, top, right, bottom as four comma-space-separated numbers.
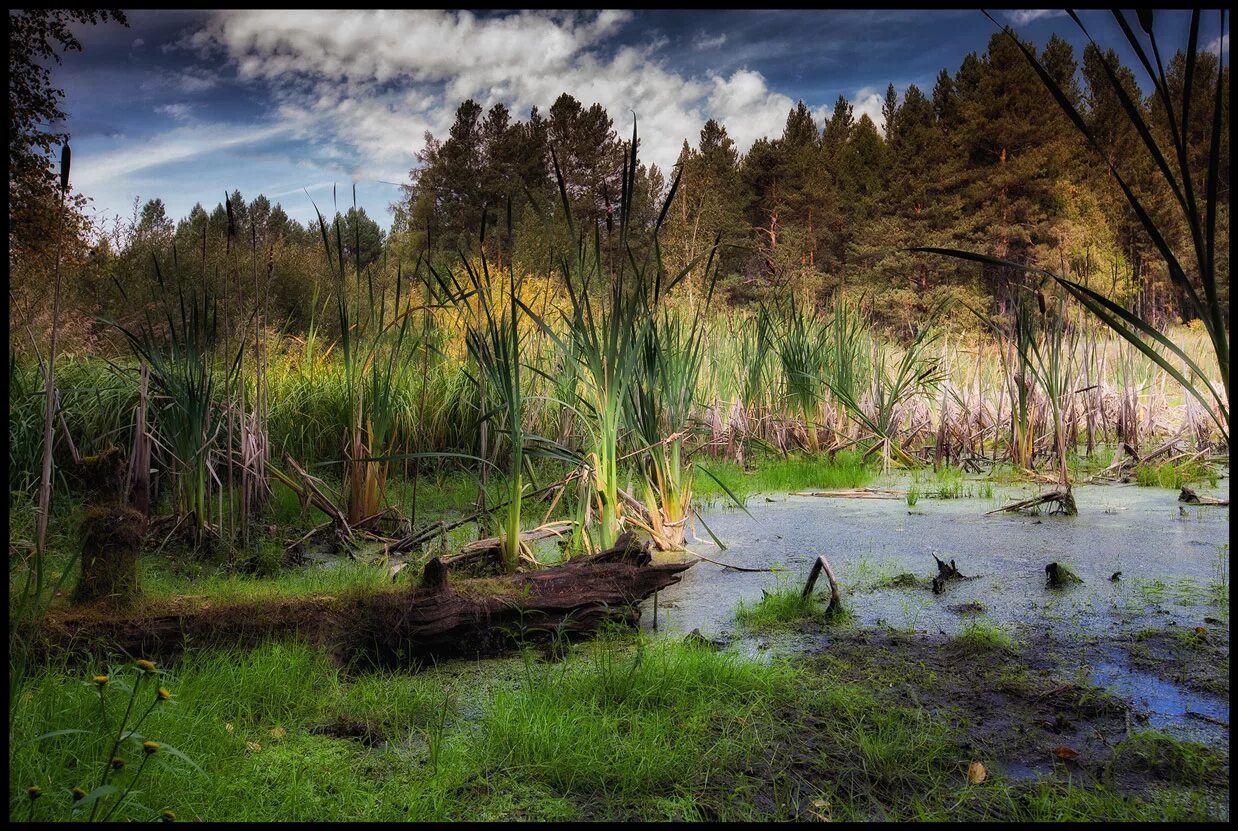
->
143, 741, 160, 755
136, 659, 157, 672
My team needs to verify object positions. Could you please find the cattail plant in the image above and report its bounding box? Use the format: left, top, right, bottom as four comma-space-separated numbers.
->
312, 192, 421, 526
771, 295, 829, 453
113, 269, 226, 547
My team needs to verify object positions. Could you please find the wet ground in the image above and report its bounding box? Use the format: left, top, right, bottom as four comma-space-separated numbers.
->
641, 475, 1230, 758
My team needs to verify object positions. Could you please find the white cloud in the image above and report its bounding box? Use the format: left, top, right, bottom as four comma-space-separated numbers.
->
694, 32, 727, 51
850, 86, 887, 135
1005, 10, 1066, 27
73, 123, 291, 194
1207, 33, 1228, 55
155, 103, 195, 121
705, 70, 795, 150
187, 10, 800, 177
132, 38, 145, 48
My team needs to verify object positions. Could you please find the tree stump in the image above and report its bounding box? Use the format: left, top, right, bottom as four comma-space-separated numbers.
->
73, 504, 147, 606
1045, 562, 1082, 589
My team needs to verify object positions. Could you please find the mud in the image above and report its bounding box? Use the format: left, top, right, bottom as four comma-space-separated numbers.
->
703, 627, 1229, 820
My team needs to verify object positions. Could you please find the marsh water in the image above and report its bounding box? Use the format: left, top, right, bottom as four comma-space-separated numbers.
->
642, 475, 1230, 745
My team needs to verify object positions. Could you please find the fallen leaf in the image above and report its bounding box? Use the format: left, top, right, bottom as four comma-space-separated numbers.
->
809, 797, 831, 822
224, 723, 234, 734
967, 761, 987, 784
1054, 745, 1080, 761
245, 741, 262, 753
269, 726, 286, 739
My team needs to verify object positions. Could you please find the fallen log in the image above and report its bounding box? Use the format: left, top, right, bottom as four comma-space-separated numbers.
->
1179, 487, 1229, 506
439, 522, 574, 572
37, 533, 691, 670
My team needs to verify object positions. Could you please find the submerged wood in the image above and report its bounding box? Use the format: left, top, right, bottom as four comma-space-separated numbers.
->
985, 488, 1077, 516
801, 555, 842, 614
793, 488, 904, 500
930, 553, 972, 594
1179, 487, 1229, 506
38, 532, 690, 669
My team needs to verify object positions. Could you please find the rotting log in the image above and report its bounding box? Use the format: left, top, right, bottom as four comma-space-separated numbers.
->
802, 555, 842, 614
439, 521, 573, 572
37, 532, 691, 670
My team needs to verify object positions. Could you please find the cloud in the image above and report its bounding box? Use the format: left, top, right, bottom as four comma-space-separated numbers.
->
1207, 33, 1228, 55
73, 122, 290, 195
155, 103, 195, 122
177, 67, 219, 93
1004, 10, 1066, 26
132, 38, 145, 48
186, 10, 801, 176
850, 86, 887, 135
694, 32, 727, 51
705, 70, 795, 149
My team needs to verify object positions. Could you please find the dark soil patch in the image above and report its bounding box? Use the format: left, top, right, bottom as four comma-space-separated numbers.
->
310, 715, 389, 747
716, 627, 1229, 816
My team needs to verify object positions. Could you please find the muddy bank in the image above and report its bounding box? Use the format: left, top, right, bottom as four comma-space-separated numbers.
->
737, 627, 1230, 819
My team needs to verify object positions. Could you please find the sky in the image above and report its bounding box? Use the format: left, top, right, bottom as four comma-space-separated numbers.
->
47, 8, 1227, 233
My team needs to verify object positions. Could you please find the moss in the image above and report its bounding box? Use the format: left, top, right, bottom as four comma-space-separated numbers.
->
72, 504, 146, 607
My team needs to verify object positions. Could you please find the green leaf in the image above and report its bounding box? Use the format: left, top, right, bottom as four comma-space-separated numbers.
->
69, 785, 118, 812
29, 728, 90, 743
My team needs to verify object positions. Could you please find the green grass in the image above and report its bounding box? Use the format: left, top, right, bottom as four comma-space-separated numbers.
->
1134, 459, 1219, 489
9, 636, 797, 821
10, 630, 1227, 822
1115, 730, 1229, 787
694, 451, 872, 506
734, 581, 847, 631
954, 618, 1016, 650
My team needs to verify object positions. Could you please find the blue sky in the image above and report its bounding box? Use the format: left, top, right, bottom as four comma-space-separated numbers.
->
50, 9, 1225, 232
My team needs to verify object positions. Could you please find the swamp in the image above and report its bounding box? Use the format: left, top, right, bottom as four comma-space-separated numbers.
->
9, 8, 1231, 824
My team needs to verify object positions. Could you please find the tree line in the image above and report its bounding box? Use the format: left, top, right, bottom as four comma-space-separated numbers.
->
9, 22, 1228, 353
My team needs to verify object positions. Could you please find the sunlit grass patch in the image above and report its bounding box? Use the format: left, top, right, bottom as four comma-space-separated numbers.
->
695, 451, 872, 506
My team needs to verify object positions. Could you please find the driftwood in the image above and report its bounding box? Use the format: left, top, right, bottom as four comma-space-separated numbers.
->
1179, 487, 1229, 506
38, 532, 690, 670
802, 555, 842, 614
793, 488, 904, 500
438, 522, 574, 571
985, 488, 1077, 516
